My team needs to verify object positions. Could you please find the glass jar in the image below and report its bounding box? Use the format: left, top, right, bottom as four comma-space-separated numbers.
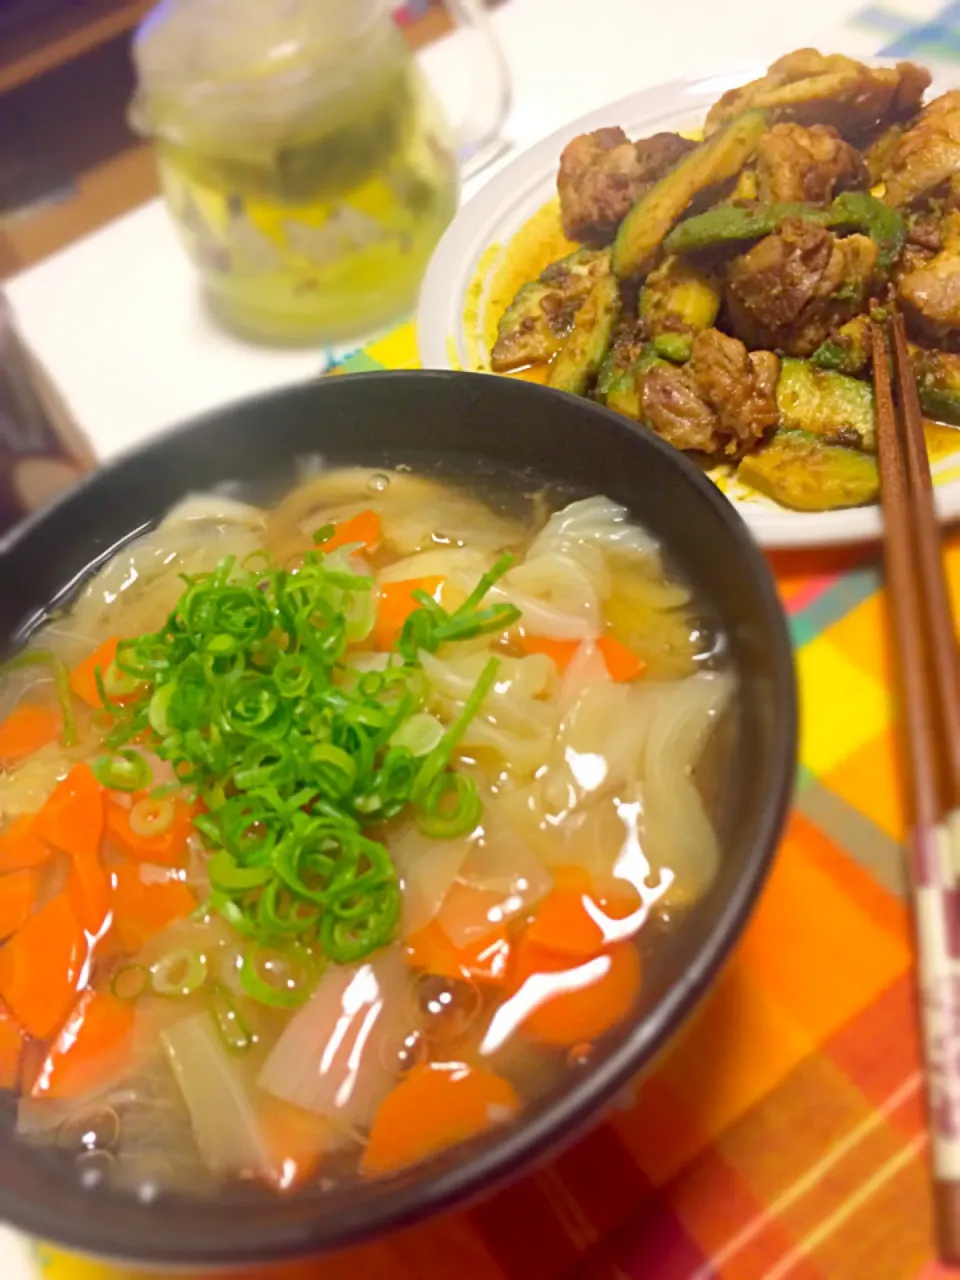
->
130, 0, 510, 345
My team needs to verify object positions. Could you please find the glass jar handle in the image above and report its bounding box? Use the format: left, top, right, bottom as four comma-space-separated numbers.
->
441, 0, 512, 180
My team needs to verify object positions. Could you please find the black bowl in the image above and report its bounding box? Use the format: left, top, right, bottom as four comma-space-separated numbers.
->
0, 371, 796, 1268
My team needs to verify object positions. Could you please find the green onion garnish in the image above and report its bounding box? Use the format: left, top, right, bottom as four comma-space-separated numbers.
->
150, 948, 208, 997
239, 942, 317, 1008
92, 748, 152, 792
0, 648, 77, 747
95, 542, 518, 973
209, 983, 253, 1054
110, 963, 150, 1001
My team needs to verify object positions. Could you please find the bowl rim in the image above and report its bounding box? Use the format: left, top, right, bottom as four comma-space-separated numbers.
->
0, 370, 797, 1266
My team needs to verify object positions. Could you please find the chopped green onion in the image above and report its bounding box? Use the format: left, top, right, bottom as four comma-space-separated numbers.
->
110, 963, 149, 1001
390, 712, 444, 758
0, 648, 77, 747
394, 554, 518, 661
208, 848, 272, 893
413, 658, 499, 804
209, 984, 253, 1054
151, 948, 208, 997
238, 943, 317, 1008
102, 660, 143, 701
130, 796, 175, 838
91, 544, 516, 966
321, 881, 401, 964
148, 683, 174, 737
92, 749, 152, 792
416, 772, 483, 839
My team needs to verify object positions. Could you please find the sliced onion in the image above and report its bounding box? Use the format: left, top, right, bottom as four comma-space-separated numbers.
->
257, 947, 415, 1129
557, 640, 610, 713
161, 1014, 273, 1180
527, 495, 658, 562
377, 547, 492, 584
159, 494, 266, 530
391, 823, 477, 936
455, 575, 597, 641
436, 811, 552, 949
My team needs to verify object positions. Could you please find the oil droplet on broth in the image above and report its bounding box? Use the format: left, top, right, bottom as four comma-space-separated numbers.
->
58, 1106, 120, 1153
76, 1148, 117, 1190
381, 1027, 428, 1075
416, 972, 482, 1044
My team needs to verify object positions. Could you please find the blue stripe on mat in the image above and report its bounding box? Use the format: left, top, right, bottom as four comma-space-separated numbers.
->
789, 563, 882, 648
852, 1, 960, 58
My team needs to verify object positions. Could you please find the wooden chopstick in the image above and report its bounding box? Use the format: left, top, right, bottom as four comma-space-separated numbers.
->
873, 316, 960, 1264
890, 316, 960, 805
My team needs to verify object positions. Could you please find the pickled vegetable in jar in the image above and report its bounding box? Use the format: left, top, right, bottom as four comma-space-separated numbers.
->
131, 0, 473, 345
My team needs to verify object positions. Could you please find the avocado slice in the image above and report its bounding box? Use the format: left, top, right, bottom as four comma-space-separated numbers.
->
612, 109, 769, 280
777, 357, 875, 451
737, 428, 879, 511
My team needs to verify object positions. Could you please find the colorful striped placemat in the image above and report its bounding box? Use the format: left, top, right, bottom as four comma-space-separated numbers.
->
28, 319, 954, 1279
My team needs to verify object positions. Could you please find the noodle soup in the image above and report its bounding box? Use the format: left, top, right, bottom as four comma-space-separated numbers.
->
0, 466, 731, 1199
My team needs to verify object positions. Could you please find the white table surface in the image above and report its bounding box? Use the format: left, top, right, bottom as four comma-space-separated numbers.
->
0, 1, 947, 1273
4, 0, 890, 465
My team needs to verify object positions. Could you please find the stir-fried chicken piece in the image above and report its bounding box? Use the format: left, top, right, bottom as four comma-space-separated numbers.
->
725, 218, 878, 355
890, 214, 943, 289
755, 123, 868, 203
705, 49, 929, 140
557, 128, 695, 246
898, 210, 960, 346
641, 330, 780, 456
863, 122, 906, 184
882, 91, 960, 207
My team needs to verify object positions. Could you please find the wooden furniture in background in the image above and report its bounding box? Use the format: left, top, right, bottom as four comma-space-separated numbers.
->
0, 0, 151, 95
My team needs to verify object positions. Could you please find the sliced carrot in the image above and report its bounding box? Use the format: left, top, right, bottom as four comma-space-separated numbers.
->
323, 509, 382, 554
69, 852, 112, 936
111, 864, 196, 953
362, 1062, 519, 1176
105, 794, 195, 868
508, 933, 641, 1047
518, 635, 645, 681
0, 1003, 25, 1089
376, 576, 444, 651
405, 918, 511, 988
0, 870, 39, 939
596, 636, 646, 682
69, 636, 140, 710
517, 636, 579, 674
0, 892, 86, 1039
525, 866, 642, 960
0, 704, 60, 764
259, 1096, 332, 1191
18, 1039, 46, 1095
31, 988, 134, 1100
0, 816, 51, 871
33, 763, 104, 860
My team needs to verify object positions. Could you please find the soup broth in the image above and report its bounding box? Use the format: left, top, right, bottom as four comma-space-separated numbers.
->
0, 466, 732, 1199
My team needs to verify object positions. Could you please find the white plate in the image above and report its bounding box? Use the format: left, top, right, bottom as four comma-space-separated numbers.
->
418, 62, 960, 548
